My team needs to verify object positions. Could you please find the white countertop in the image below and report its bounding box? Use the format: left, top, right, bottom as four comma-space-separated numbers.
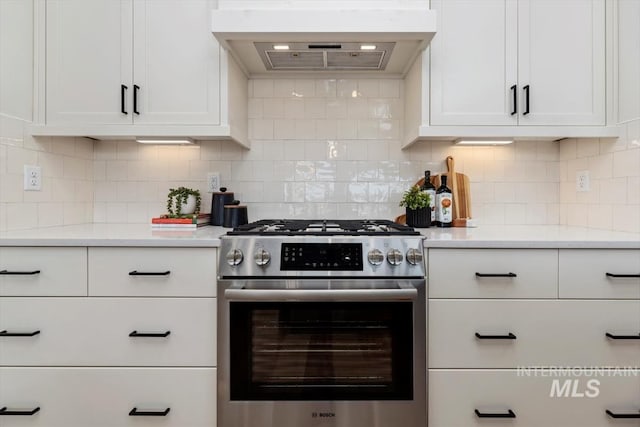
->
0, 224, 638, 249
420, 225, 640, 249
0, 223, 227, 247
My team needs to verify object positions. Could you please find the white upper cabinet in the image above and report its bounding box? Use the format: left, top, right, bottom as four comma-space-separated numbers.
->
430, 0, 517, 126
46, 0, 132, 125
430, 0, 605, 127
615, 0, 640, 123
518, 0, 605, 126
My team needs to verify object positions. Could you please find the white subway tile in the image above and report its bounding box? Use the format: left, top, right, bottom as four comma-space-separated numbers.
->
231, 161, 255, 181
189, 160, 211, 180
263, 98, 285, 119
337, 79, 358, 98
613, 148, 640, 177
294, 80, 316, 97
262, 141, 285, 161
63, 157, 86, 180
627, 120, 640, 148
337, 161, 359, 182
598, 177, 628, 204
515, 142, 537, 161
379, 80, 401, 98
348, 183, 368, 203
494, 144, 516, 161
125, 203, 149, 223
51, 138, 77, 157
219, 144, 244, 160
525, 203, 548, 225
566, 203, 588, 227
303, 141, 325, 160
347, 98, 369, 119
481, 204, 505, 225
241, 141, 264, 160
274, 119, 296, 140
253, 79, 274, 97
116, 141, 139, 160
346, 141, 367, 160
356, 161, 378, 181
326, 99, 347, 119
37, 203, 64, 227
316, 203, 339, 218
357, 120, 379, 139
536, 140, 559, 161
369, 99, 392, 119
379, 120, 400, 140
369, 183, 389, 202
294, 120, 316, 140
316, 120, 338, 140
576, 139, 599, 158
7, 146, 37, 174
587, 203, 613, 230
253, 161, 275, 182
304, 182, 329, 202
305, 98, 326, 119
250, 119, 275, 140
93, 202, 107, 223
504, 204, 527, 225
366, 142, 388, 160
612, 204, 640, 233
358, 80, 380, 98
136, 182, 159, 203
6, 203, 37, 230
105, 203, 127, 223
315, 79, 337, 98
337, 120, 357, 139
315, 161, 337, 181
38, 152, 64, 178
628, 177, 640, 204
295, 161, 316, 181
273, 161, 295, 181
284, 182, 305, 202
274, 80, 295, 97
248, 98, 264, 119
377, 161, 400, 182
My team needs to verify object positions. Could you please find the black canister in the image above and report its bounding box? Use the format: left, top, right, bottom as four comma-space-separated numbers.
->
210, 187, 235, 226
223, 205, 248, 228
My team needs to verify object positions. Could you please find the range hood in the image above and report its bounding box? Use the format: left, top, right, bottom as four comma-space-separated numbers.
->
211, 8, 437, 76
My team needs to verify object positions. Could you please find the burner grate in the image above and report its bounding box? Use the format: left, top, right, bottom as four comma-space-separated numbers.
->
227, 219, 420, 236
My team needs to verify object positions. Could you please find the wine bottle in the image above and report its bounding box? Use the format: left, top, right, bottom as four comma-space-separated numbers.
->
421, 171, 436, 226
435, 175, 453, 228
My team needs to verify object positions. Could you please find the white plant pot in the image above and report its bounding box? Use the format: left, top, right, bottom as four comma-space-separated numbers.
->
174, 194, 196, 215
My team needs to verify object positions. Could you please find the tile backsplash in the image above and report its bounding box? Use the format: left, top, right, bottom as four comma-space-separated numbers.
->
92, 79, 561, 225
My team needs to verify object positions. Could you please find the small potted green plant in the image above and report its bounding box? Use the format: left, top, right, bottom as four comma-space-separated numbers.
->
166, 187, 201, 217
399, 185, 431, 228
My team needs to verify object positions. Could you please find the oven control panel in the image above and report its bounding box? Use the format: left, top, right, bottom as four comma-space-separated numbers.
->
281, 243, 363, 270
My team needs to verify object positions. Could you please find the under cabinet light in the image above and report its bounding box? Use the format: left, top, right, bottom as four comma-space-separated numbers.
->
136, 137, 194, 145
454, 139, 514, 146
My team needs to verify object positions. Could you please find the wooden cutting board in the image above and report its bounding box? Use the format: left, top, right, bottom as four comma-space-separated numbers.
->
394, 156, 472, 225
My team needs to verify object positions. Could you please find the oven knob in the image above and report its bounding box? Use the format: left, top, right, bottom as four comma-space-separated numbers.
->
367, 249, 384, 266
254, 249, 271, 267
225, 249, 244, 266
406, 248, 424, 265
386, 249, 404, 266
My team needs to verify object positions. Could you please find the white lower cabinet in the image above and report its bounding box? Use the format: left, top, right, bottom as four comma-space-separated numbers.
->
429, 370, 640, 427
0, 298, 216, 366
0, 367, 216, 427
429, 300, 640, 368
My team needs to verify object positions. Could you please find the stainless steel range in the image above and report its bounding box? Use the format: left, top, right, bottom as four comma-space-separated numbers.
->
217, 219, 426, 427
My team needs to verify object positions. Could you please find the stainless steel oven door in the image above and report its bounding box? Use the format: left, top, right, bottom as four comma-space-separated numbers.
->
217, 279, 426, 427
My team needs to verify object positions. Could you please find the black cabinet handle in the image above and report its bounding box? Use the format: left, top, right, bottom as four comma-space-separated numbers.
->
129, 407, 170, 416
129, 330, 171, 338
0, 330, 40, 337
476, 332, 517, 340
606, 332, 640, 340
606, 272, 640, 278
0, 270, 40, 275
475, 409, 516, 418
510, 84, 517, 115
133, 85, 140, 115
121, 84, 128, 114
475, 272, 517, 278
129, 270, 170, 276
606, 409, 640, 419
0, 406, 41, 416
523, 85, 530, 115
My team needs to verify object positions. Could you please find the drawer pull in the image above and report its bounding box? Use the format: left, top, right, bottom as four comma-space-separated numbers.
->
0, 270, 40, 275
606, 272, 640, 278
0, 406, 41, 416
129, 407, 170, 416
129, 270, 171, 276
606, 409, 640, 419
0, 330, 41, 337
129, 330, 171, 338
475, 272, 517, 278
475, 332, 517, 340
475, 409, 516, 418
606, 332, 640, 340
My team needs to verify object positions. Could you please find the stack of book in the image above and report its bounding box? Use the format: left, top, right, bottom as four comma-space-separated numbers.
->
151, 213, 210, 229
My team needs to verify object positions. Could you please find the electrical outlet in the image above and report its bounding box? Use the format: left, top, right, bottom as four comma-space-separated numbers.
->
207, 172, 220, 193
576, 170, 590, 192
24, 165, 42, 191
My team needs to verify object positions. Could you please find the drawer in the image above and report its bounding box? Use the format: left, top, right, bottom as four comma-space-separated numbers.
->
429, 369, 640, 427
429, 300, 640, 368
88, 247, 216, 297
0, 298, 216, 366
0, 247, 86, 296
560, 249, 640, 299
0, 367, 216, 427
428, 249, 558, 299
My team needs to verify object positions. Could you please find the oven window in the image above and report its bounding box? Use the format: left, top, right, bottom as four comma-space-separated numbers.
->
229, 302, 413, 401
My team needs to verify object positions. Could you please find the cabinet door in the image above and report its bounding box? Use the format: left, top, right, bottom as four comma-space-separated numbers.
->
518, 0, 605, 125
132, 0, 220, 125
429, 0, 518, 126
46, 0, 133, 125
616, 0, 640, 123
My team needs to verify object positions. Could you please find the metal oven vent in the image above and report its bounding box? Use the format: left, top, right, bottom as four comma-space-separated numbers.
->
255, 42, 395, 71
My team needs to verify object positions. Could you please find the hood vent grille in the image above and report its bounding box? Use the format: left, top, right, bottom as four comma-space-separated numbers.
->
255, 42, 394, 71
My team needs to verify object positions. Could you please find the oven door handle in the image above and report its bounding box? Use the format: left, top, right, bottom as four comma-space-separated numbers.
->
224, 284, 418, 302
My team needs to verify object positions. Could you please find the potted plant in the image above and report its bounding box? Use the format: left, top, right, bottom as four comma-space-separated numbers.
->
399, 185, 431, 228
166, 187, 201, 217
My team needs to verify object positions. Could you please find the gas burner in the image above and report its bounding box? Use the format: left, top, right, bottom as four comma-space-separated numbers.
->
228, 219, 419, 236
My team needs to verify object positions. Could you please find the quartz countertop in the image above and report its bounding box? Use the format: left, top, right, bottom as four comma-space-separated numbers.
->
0, 224, 638, 249
420, 225, 640, 249
0, 223, 227, 247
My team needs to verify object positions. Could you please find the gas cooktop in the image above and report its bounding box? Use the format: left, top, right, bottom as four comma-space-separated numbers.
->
227, 219, 420, 236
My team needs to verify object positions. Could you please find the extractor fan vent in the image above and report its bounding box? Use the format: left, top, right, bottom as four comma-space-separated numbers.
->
255, 42, 394, 71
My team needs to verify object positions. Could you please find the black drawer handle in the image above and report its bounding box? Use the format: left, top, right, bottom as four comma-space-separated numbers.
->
606, 332, 640, 340
606, 272, 640, 278
129, 407, 170, 416
0, 270, 40, 275
523, 85, 530, 115
475, 409, 516, 418
133, 85, 140, 115
129, 270, 171, 276
510, 84, 517, 115
0, 330, 41, 337
606, 409, 640, 419
0, 406, 41, 416
121, 84, 128, 114
476, 332, 517, 340
129, 330, 171, 338
475, 272, 517, 278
